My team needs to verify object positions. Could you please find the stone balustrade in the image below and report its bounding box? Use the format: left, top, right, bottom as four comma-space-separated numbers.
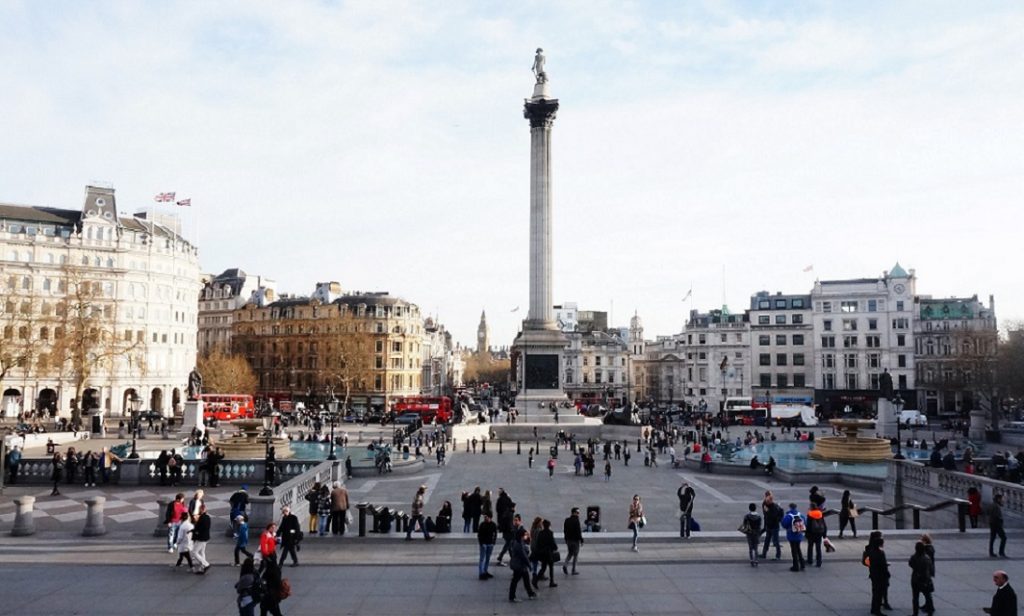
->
886, 459, 1023, 527
247, 459, 341, 536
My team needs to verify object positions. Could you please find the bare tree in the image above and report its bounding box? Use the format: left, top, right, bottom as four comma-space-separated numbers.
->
316, 315, 374, 410
48, 266, 146, 425
0, 292, 39, 399
197, 349, 258, 394
996, 321, 1024, 408
463, 353, 510, 387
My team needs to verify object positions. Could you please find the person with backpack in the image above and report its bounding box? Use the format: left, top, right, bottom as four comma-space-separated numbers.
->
229, 486, 250, 529
805, 503, 827, 567
234, 557, 261, 616
781, 502, 806, 572
761, 491, 783, 560
908, 540, 935, 616
740, 503, 763, 567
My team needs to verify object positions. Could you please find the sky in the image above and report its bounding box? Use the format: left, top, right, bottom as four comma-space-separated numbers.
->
2, 1, 1022, 348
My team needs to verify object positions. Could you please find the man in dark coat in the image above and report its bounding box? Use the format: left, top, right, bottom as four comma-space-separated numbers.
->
562, 507, 584, 575
276, 505, 302, 566
985, 570, 1017, 616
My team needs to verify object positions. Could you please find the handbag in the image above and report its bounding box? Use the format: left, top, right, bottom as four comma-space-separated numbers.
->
848, 507, 859, 518
639, 515, 647, 528
551, 549, 561, 563
738, 521, 752, 535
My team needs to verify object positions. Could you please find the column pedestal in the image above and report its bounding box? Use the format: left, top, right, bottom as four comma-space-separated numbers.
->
180, 401, 205, 436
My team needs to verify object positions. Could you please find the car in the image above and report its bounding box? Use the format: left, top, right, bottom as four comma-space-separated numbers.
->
137, 410, 164, 422
394, 412, 423, 432
899, 410, 928, 426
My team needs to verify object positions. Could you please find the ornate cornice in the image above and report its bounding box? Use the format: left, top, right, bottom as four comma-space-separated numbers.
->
524, 98, 559, 129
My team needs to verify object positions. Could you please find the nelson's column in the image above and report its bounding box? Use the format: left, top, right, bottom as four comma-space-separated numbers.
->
513, 48, 567, 419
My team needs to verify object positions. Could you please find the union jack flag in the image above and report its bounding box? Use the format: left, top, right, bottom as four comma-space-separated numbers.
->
154, 192, 176, 202
176, 198, 191, 207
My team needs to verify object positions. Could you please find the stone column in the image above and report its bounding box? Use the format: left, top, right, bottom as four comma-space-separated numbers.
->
524, 96, 559, 330
11, 496, 36, 536
82, 496, 107, 536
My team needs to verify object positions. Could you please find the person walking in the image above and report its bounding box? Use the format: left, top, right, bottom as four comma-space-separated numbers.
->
188, 489, 206, 517
165, 493, 187, 553
259, 522, 278, 567
233, 515, 253, 566
533, 519, 559, 588
761, 491, 783, 560
805, 503, 827, 567
508, 527, 536, 602
908, 541, 935, 615
50, 452, 64, 496
234, 557, 260, 616
839, 489, 858, 538
562, 507, 583, 576
547, 455, 556, 479
462, 486, 482, 533
741, 503, 763, 567
277, 506, 302, 566
192, 504, 212, 574
628, 495, 645, 552
781, 503, 806, 572
985, 570, 1017, 616
405, 485, 434, 541
174, 512, 195, 571
495, 506, 519, 567
865, 531, 892, 615
678, 483, 695, 538
5, 445, 21, 485
990, 493, 1007, 558
604, 460, 612, 481
259, 555, 286, 616
330, 481, 349, 535
968, 487, 982, 528
316, 484, 331, 536
477, 512, 498, 580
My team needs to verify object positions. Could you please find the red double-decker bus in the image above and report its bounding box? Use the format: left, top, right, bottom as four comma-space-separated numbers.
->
200, 394, 256, 421
393, 396, 453, 424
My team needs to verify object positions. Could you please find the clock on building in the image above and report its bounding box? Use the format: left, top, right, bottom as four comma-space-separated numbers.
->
894, 284, 905, 294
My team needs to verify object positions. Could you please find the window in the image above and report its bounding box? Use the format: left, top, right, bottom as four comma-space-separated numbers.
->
823, 319, 832, 331
822, 301, 832, 313
759, 335, 770, 346
792, 298, 805, 308
866, 335, 880, 348
868, 318, 878, 330
758, 315, 770, 325
793, 374, 806, 387
897, 334, 906, 346
776, 335, 786, 345
595, 356, 602, 366
898, 374, 907, 389
793, 354, 805, 366
846, 374, 858, 389
792, 334, 805, 345
758, 300, 770, 309
792, 314, 804, 324
776, 354, 788, 366
698, 334, 706, 344
896, 300, 905, 311
759, 353, 771, 366
719, 334, 727, 343
760, 374, 771, 387
841, 300, 857, 313
870, 373, 880, 389
892, 318, 909, 330
823, 374, 835, 389
868, 353, 880, 368
821, 335, 835, 348
897, 354, 907, 368
774, 299, 787, 309
867, 299, 877, 312
843, 319, 858, 331
843, 335, 858, 348
775, 315, 786, 324
777, 374, 788, 387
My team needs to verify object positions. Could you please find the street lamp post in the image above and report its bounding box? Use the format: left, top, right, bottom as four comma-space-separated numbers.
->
892, 394, 905, 460
259, 404, 279, 496
327, 397, 339, 461
127, 392, 142, 459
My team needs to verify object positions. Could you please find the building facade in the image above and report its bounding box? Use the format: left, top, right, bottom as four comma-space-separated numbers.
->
749, 291, 814, 408
562, 330, 631, 405
680, 308, 752, 412
0, 185, 200, 418
197, 268, 275, 356
422, 317, 462, 396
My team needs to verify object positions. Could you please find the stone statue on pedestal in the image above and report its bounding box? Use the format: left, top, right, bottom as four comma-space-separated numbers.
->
532, 48, 547, 83
879, 369, 894, 400
187, 368, 203, 401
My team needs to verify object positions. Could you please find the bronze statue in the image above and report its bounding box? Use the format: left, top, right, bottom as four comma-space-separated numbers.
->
187, 368, 203, 400
879, 368, 894, 400
531, 48, 547, 84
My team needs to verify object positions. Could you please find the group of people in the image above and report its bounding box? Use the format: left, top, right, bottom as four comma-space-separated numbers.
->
303, 481, 350, 537
47, 446, 122, 494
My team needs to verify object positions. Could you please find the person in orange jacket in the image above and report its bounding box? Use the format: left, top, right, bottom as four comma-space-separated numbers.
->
805, 503, 827, 567
259, 521, 278, 567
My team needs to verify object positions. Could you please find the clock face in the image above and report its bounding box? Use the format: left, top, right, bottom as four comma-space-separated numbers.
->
894, 284, 905, 294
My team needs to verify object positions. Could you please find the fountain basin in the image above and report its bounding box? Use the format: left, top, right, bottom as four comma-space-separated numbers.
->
809, 418, 893, 463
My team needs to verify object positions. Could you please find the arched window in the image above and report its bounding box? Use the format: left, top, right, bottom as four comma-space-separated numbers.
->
42, 278, 51, 291
21, 276, 31, 290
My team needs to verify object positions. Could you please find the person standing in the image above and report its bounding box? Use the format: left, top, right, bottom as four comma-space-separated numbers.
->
192, 504, 212, 574
547, 455, 556, 479
985, 570, 1017, 616
234, 557, 260, 616
174, 512, 195, 571
839, 489, 858, 538
533, 519, 559, 588
508, 527, 536, 602
316, 485, 331, 536
562, 507, 583, 576
761, 491, 783, 560
809, 485, 826, 509
462, 486, 482, 533
865, 531, 892, 615
5, 445, 21, 485
229, 485, 250, 529
805, 503, 827, 567
233, 515, 253, 566
968, 487, 982, 528
304, 482, 320, 533
50, 451, 64, 496
259, 522, 278, 566
277, 506, 302, 566
165, 493, 187, 553
405, 485, 433, 541
65, 447, 79, 485
330, 481, 349, 536
908, 541, 935, 616
82, 450, 97, 487
628, 495, 645, 552
781, 503, 806, 572
189, 489, 206, 517
99, 447, 122, 484
741, 503, 763, 567
495, 505, 519, 566
603, 460, 612, 481
677, 483, 696, 539
990, 493, 1007, 558
477, 512, 498, 580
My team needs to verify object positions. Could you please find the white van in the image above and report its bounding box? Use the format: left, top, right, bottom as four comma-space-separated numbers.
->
770, 404, 819, 427
899, 410, 927, 426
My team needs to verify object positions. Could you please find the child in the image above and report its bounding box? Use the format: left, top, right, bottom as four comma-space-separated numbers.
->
604, 461, 612, 482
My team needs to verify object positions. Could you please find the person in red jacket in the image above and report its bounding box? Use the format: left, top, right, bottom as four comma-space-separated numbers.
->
259, 522, 278, 566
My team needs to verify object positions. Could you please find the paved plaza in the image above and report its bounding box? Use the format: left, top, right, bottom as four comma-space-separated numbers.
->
0, 435, 1019, 615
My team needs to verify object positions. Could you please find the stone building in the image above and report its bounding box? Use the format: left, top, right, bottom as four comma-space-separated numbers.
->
476, 310, 490, 355
197, 268, 275, 356
231, 285, 424, 411
913, 294, 997, 416
422, 317, 462, 396
562, 329, 631, 406
680, 307, 752, 412
749, 291, 814, 408
0, 185, 199, 418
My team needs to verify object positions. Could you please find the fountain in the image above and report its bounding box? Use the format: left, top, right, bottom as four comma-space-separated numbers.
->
809, 418, 894, 463
213, 418, 293, 459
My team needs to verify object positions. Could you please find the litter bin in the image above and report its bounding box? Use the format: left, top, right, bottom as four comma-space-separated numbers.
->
91, 414, 103, 434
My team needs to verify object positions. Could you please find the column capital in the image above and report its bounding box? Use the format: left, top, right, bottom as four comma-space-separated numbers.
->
524, 98, 559, 129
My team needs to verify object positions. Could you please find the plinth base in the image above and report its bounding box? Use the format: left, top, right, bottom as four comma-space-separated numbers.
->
180, 400, 205, 436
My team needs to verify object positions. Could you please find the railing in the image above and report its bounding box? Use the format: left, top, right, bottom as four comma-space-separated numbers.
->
7, 457, 325, 486
890, 458, 1023, 517
247, 459, 341, 535
822, 500, 971, 532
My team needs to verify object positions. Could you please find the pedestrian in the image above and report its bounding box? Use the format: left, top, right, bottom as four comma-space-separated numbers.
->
805, 502, 827, 567
865, 531, 893, 614
165, 493, 187, 553
477, 512, 498, 580
547, 455, 556, 478
259, 522, 278, 566
839, 489, 858, 538
192, 504, 212, 574
189, 489, 205, 517
604, 460, 612, 481
533, 519, 559, 588
233, 515, 253, 566
562, 507, 584, 576
277, 506, 301, 566
495, 506, 519, 566
234, 557, 260, 616
508, 527, 536, 602
908, 541, 935, 615
405, 485, 434, 541
304, 482, 321, 533
316, 484, 331, 536
624, 448, 631, 466
573, 452, 582, 476
481, 489, 493, 520
174, 512, 195, 571
528, 448, 534, 468
738, 503, 762, 567
968, 487, 982, 528
990, 493, 1007, 558
628, 494, 645, 552
809, 485, 826, 509
677, 483, 695, 538
330, 481, 349, 535
781, 503, 806, 572
229, 485, 250, 530
985, 570, 1017, 616
65, 447, 79, 484
259, 556, 286, 616
462, 486, 482, 533
760, 491, 783, 560
50, 451, 64, 496
99, 447, 122, 484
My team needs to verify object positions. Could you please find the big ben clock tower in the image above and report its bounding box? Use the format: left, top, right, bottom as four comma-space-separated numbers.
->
477, 310, 490, 355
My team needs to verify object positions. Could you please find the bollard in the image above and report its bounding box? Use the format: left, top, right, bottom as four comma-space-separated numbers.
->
535, 441, 539, 454
11, 496, 36, 536
357, 503, 369, 536
481, 440, 486, 454
154, 499, 169, 537
82, 496, 107, 536
517, 441, 521, 455
957, 502, 967, 533
466, 440, 470, 453
912, 508, 920, 529
637, 439, 642, 452
499, 440, 503, 454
